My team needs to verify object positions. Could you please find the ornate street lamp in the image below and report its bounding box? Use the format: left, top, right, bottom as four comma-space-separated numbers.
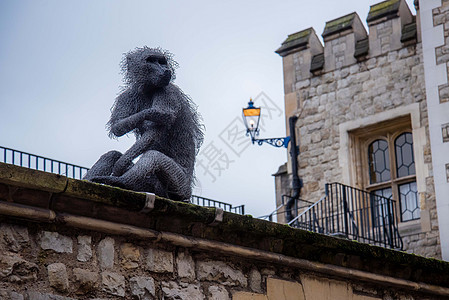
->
242, 97, 302, 222
242, 98, 290, 148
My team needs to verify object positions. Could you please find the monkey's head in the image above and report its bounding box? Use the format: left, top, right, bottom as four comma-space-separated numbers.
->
121, 47, 178, 90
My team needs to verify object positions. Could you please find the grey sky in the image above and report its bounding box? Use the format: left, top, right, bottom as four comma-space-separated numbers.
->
0, 0, 416, 217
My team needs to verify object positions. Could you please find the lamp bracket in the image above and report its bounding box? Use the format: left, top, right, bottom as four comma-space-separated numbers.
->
253, 136, 290, 148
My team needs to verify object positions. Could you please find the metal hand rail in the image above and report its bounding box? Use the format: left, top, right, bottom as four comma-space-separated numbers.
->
289, 182, 403, 250
0, 145, 245, 215
1, 146, 89, 180
190, 195, 245, 215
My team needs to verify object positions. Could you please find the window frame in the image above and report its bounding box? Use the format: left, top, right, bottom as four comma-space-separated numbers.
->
350, 115, 419, 223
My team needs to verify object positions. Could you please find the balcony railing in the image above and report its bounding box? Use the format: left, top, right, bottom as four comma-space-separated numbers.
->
0, 146, 244, 215
258, 195, 313, 222
288, 182, 403, 250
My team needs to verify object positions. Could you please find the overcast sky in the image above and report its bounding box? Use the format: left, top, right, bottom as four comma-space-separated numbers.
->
0, 0, 415, 218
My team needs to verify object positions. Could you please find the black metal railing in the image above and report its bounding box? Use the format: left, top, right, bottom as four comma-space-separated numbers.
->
289, 182, 403, 250
0, 146, 245, 215
190, 195, 245, 215
259, 196, 313, 222
0, 146, 89, 180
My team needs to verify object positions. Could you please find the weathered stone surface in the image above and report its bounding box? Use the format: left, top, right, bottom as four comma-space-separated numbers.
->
0, 251, 38, 282
120, 242, 140, 269
102, 271, 125, 297
232, 292, 268, 300
25, 292, 75, 300
77, 235, 92, 262
146, 248, 173, 273
47, 263, 69, 292
130, 276, 155, 299
208, 285, 230, 300
197, 260, 247, 287
300, 275, 349, 300
98, 237, 115, 270
162, 281, 204, 299
0, 289, 24, 300
177, 250, 195, 280
40, 231, 72, 253
0, 223, 29, 253
249, 268, 263, 293
73, 268, 98, 294
267, 277, 304, 300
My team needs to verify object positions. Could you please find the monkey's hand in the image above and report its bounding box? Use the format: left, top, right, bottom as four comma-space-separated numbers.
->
140, 108, 175, 124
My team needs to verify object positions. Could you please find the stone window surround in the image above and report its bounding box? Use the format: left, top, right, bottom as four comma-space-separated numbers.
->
338, 103, 430, 234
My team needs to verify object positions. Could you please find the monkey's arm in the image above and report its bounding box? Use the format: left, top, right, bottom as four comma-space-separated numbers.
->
140, 85, 182, 126
108, 92, 150, 137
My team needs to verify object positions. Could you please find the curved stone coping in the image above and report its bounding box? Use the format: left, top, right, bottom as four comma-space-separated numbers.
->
0, 162, 448, 289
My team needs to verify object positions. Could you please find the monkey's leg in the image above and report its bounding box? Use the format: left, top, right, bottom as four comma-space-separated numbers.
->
120, 150, 192, 200
84, 151, 122, 181
110, 137, 150, 177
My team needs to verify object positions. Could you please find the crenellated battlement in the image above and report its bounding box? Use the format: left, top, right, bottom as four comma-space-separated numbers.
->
276, 0, 417, 82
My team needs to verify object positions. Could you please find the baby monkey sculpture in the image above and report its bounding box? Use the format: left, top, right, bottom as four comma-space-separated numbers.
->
84, 47, 204, 201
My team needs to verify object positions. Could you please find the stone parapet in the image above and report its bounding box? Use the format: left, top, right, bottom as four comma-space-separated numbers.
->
0, 163, 449, 298
276, 0, 417, 80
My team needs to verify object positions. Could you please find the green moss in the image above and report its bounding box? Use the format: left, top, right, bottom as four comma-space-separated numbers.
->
322, 13, 356, 37
370, 0, 399, 14
326, 14, 354, 29
367, 0, 400, 22
0, 162, 67, 193
37, 250, 48, 266
284, 28, 312, 43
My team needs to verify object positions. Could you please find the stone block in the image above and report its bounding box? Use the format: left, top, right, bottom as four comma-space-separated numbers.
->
162, 281, 204, 299
208, 285, 230, 300
77, 235, 92, 262
73, 268, 98, 294
446, 163, 449, 183
249, 268, 262, 293
0, 251, 38, 282
25, 292, 75, 300
197, 260, 247, 287
266, 277, 304, 300
102, 271, 125, 297
146, 248, 173, 273
130, 276, 156, 299
232, 292, 268, 300
442, 123, 449, 142
0, 224, 29, 253
177, 250, 195, 280
300, 275, 351, 299
120, 243, 140, 269
98, 237, 115, 270
0, 289, 24, 300
40, 231, 72, 253
47, 263, 69, 292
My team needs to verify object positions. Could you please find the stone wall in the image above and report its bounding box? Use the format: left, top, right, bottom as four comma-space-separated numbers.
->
275, 0, 442, 258
423, 0, 449, 261
1, 163, 449, 299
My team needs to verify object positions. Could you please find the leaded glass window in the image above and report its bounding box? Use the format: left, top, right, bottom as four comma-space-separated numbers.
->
368, 139, 391, 184
366, 131, 419, 223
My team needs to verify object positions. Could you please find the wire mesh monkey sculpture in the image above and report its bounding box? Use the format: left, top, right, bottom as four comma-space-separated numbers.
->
84, 47, 204, 201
